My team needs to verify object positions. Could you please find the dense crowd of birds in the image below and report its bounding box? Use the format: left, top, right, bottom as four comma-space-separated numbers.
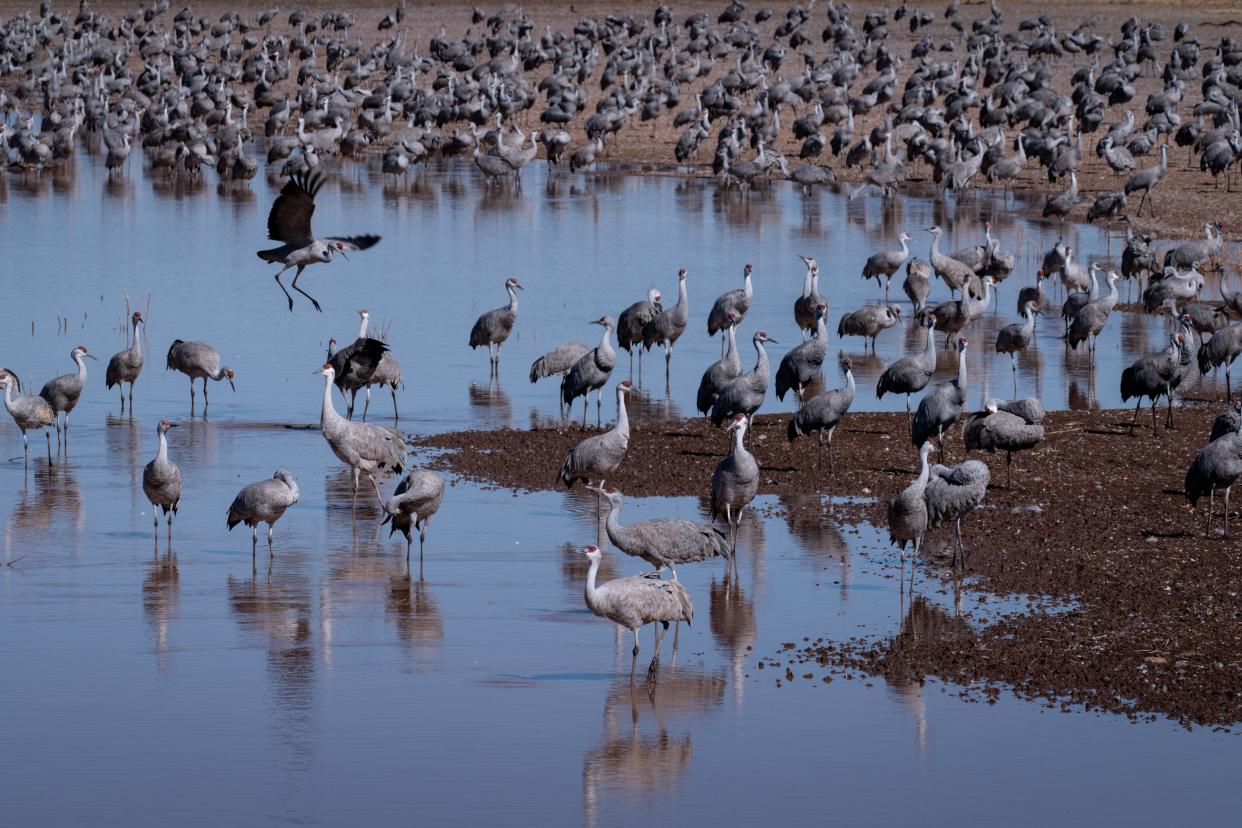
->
3, 0, 1242, 680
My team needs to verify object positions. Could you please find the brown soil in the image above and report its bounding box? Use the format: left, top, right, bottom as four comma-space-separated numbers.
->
6, 0, 1241, 239
415, 400, 1242, 727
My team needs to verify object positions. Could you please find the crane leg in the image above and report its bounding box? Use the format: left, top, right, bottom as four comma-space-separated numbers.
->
419, 523, 428, 563
1225, 487, 1232, 538
1129, 398, 1141, 435
630, 628, 640, 684
189, 379, 195, 412
289, 267, 323, 313
1227, 364, 1232, 405
45, 429, 52, 465
391, 385, 399, 420
202, 378, 209, 411
596, 389, 602, 428
664, 343, 672, 387
128, 383, 134, 413
348, 388, 358, 420
1011, 353, 1018, 398
153, 508, 159, 532
1007, 452, 1013, 490
582, 397, 588, 429
251, 525, 258, 559
816, 431, 823, 470
362, 387, 372, 421
167, 510, 174, 539
274, 268, 296, 312
828, 427, 836, 473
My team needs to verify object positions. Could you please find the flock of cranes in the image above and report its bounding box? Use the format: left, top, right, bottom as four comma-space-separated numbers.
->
3, 0, 1242, 679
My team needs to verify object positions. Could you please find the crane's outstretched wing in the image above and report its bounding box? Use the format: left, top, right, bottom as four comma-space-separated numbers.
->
267, 172, 323, 246
325, 234, 382, 252
330, 337, 389, 384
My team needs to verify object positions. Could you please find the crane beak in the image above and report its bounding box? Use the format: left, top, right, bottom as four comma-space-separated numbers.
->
84, 353, 99, 361
336, 248, 351, 261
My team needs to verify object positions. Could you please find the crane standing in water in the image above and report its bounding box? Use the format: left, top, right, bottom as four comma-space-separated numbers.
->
227, 470, 300, 562
469, 277, 523, 373
0, 371, 55, 465
143, 419, 182, 539
39, 345, 97, 445
166, 340, 236, 412
106, 311, 144, 412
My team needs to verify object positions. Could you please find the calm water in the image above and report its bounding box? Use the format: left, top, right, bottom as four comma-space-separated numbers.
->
1, 154, 1237, 825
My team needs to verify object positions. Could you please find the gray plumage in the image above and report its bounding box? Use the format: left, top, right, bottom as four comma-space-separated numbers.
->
557, 382, 632, 488
227, 470, 300, 558
106, 311, 144, 411
363, 350, 404, 420
697, 314, 742, 415
877, 313, 938, 411
837, 304, 902, 351
788, 357, 855, 471
861, 233, 912, 301
793, 256, 826, 334
374, 469, 446, 559
1185, 411, 1242, 537
924, 459, 990, 566
530, 341, 589, 383
711, 331, 777, 427
1120, 334, 1183, 435
617, 288, 662, 361
561, 316, 616, 427
0, 370, 54, 463
166, 339, 235, 410
642, 268, 689, 378
593, 485, 730, 577
887, 442, 934, 560
579, 544, 693, 679
918, 277, 994, 346
902, 257, 932, 312
1068, 271, 1121, 357
995, 301, 1037, 397
1042, 172, 1078, 221
710, 415, 758, 558
707, 264, 753, 337
927, 225, 975, 296
316, 363, 406, 491
1087, 191, 1127, 223
963, 398, 1045, 488
143, 419, 182, 535
1209, 405, 1241, 443
327, 310, 392, 419
1197, 324, 1242, 403
469, 277, 523, 367
1123, 144, 1168, 216
39, 345, 96, 438
1165, 223, 1223, 271
776, 305, 828, 402
912, 337, 968, 459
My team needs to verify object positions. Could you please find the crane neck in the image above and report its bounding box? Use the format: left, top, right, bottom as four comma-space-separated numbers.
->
844, 367, 855, 398
358, 315, 369, 339
897, 236, 908, 258
132, 320, 142, 357
614, 388, 629, 435
742, 271, 752, 299
603, 496, 623, 540
155, 429, 168, 464
1, 381, 14, 411
815, 311, 828, 339
922, 325, 937, 360
725, 324, 738, 360
917, 448, 931, 487
506, 285, 519, 312
596, 322, 613, 354
583, 555, 601, 607
753, 339, 770, 374
320, 373, 342, 426
74, 352, 88, 380
731, 422, 748, 456
801, 266, 813, 298
1022, 307, 1036, 336
955, 343, 968, 390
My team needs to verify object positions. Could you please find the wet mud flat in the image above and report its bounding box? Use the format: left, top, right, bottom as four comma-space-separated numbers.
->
417, 401, 1242, 727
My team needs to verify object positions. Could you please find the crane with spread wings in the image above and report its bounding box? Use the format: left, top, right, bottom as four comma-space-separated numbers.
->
257, 172, 381, 312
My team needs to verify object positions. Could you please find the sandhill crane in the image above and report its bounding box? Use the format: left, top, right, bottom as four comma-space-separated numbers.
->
469, 277, 523, 372
143, 419, 181, 537
561, 316, 616, 427
1199, 325, 1242, 403
352, 309, 403, 420
642, 268, 689, 384
1185, 413, 1242, 537
710, 414, 758, 561
777, 305, 828, 402
589, 485, 730, 578
793, 256, 826, 336
697, 312, 742, 415
711, 331, 778, 428
0, 371, 54, 465
227, 470, 300, 560
788, 356, 855, 472
1087, 191, 1127, 224
617, 288, 662, 377
257, 172, 381, 312
964, 398, 1046, 488
1120, 334, 1183, 435
888, 441, 935, 566
995, 301, 1038, 396
919, 276, 994, 346
578, 545, 693, 682
877, 313, 938, 412
530, 341, 589, 413
106, 311, 144, 412
912, 337, 968, 461
902, 257, 932, 312
924, 459, 990, 567
837, 304, 902, 351
707, 264, 753, 349
1123, 144, 1168, 217
862, 233, 912, 302
39, 345, 97, 443
166, 340, 235, 411
373, 470, 446, 561
557, 382, 632, 488
1061, 263, 1101, 334
327, 309, 392, 419
1068, 270, 1121, 360
1042, 171, 1078, 222
316, 363, 406, 496
927, 226, 975, 298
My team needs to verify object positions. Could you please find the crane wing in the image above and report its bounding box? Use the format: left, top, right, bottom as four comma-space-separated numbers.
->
267, 172, 322, 245
325, 234, 382, 252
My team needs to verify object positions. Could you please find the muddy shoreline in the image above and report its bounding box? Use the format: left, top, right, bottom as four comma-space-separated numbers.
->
415, 400, 1242, 726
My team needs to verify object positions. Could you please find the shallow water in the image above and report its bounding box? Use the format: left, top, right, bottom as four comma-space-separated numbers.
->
1, 156, 1238, 824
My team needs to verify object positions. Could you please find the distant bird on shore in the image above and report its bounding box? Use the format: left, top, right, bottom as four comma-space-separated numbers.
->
557, 382, 632, 489
227, 470, 300, 560
887, 441, 935, 572
257, 172, 381, 312
964, 398, 1046, 488
788, 356, 855, 472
